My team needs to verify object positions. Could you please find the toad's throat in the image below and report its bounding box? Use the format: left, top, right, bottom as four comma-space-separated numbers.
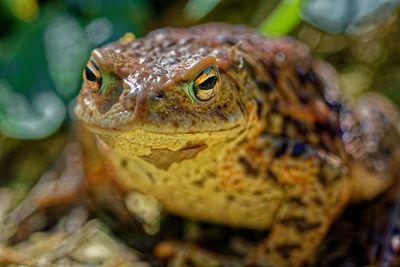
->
139, 143, 208, 170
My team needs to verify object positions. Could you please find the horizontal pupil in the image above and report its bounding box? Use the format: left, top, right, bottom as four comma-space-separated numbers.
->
85, 67, 97, 82
198, 76, 217, 90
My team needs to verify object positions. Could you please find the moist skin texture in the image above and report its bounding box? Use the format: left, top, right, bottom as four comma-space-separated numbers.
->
75, 23, 400, 266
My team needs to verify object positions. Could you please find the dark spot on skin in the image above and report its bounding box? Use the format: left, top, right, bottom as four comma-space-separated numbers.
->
317, 171, 328, 186
256, 79, 275, 92
326, 99, 343, 114
280, 216, 322, 232
217, 35, 238, 45
295, 65, 310, 84
269, 65, 279, 83
285, 78, 296, 91
254, 190, 263, 196
289, 197, 306, 207
382, 147, 392, 157
292, 142, 306, 157
275, 243, 301, 258
241, 58, 256, 78
297, 90, 313, 105
239, 156, 258, 176
207, 171, 216, 178
270, 99, 280, 113
255, 98, 263, 119
308, 70, 317, 82
226, 194, 236, 201
312, 196, 323, 206
120, 159, 128, 168
266, 170, 279, 183
231, 178, 241, 185
145, 171, 155, 183
315, 121, 339, 136
213, 186, 221, 193
274, 140, 288, 158
214, 109, 228, 121
286, 117, 309, 136
192, 179, 205, 187
163, 39, 174, 48
237, 99, 246, 115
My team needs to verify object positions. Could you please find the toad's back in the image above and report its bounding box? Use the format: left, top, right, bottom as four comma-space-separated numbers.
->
75, 23, 400, 266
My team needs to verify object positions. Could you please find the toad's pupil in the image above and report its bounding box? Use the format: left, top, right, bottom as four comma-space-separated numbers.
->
198, 76, 217, 90
85, 67, 97, 82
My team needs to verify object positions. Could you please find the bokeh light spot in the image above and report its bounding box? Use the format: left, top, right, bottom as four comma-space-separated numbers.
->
11, 0, 38, 22
0, 81, 66, 139
85, 18, 113, 45
44, 15, 89, 100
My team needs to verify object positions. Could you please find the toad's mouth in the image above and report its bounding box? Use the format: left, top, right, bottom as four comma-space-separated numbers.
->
75, 98, 246, 136
82, 119, 244, 135
75, 101, 245, 135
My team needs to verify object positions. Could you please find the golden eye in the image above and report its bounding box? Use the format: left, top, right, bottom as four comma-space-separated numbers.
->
83, 60, 102, 92
191, 66, 219, 101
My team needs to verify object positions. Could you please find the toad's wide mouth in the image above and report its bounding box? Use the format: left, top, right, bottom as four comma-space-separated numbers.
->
82, 119, 243, 136
74, 92, 246, 136
76, 104, 244, 135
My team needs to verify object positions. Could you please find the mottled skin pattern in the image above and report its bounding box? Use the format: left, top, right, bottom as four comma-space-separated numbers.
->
75, 23, 400, 266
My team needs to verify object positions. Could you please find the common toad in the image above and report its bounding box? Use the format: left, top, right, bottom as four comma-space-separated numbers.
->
75, 23, 400, 266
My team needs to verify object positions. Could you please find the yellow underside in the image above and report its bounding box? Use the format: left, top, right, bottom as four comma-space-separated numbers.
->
97, 127, 284, 230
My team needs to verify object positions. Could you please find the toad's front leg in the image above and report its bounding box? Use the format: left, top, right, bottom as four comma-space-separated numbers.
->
248, 142, 351, 267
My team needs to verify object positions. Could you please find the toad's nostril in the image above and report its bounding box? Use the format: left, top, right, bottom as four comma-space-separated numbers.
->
153, 91, 165, 100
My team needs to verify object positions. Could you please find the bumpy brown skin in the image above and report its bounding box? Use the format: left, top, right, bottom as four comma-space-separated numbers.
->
75, 23, 400, 266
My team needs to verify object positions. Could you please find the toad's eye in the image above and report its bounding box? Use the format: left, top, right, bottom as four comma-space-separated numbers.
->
190, 66, 219, 101
83, 60, 102, 92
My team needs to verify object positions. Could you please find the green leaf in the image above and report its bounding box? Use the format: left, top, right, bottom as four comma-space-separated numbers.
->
258, 0, 304, 36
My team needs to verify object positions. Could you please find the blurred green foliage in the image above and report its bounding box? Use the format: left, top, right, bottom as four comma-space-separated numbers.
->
0, 0, 151, 139
258, 0, 303, 36
0, 0, 399, 139
302, 0, 400, 34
